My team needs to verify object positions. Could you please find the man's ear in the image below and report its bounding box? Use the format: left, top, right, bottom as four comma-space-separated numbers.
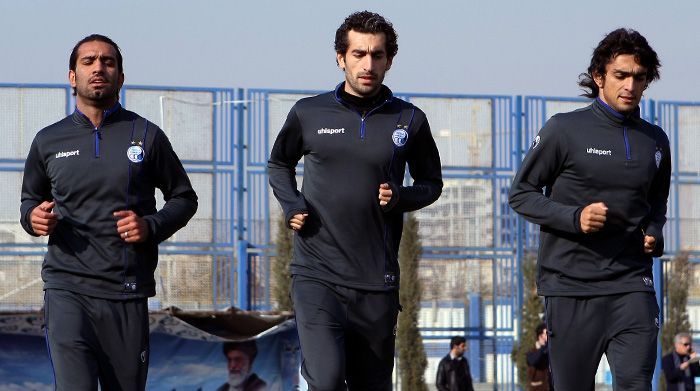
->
593, 71, 605, 89
336, 53, 346, 71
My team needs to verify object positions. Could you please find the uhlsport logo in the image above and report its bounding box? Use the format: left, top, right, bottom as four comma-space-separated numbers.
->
317, 127, 345, 135
586, 147, 612, 156
55, 149, 80, 159
531, 135, 540, 149
127, 145, 145, 163
392, 128, 408, 147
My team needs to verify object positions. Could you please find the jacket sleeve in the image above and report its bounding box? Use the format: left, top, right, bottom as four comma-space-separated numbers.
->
142, 128, 198, 244
691, 361, 700, 377
643, 127, 671, 257
385, 114, 442, 213
464, 359, 475, 391
20, 137, 51, 236
267, 106, 308, 225
509, 115, 583, 234
435, 358, 449, 391
662, 353, 685, 383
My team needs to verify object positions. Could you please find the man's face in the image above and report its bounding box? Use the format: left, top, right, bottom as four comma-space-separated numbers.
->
675, 338, 693, 356
336, 30, 392, 98
594, 54, 647, 114
455, 342, 467, 357
69, 40, 124, 107
226, 350, 251, 387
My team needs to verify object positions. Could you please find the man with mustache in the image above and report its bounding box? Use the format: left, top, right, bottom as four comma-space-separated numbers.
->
268, 10, 442, 391
20, 34, 198, 390
509, 28, 670, 390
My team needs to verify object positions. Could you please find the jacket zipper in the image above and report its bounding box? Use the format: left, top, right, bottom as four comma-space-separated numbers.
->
94, 128, 101, 158
90, 107, 117, 158
623, 127, 631, 160
358, 102, 388, 139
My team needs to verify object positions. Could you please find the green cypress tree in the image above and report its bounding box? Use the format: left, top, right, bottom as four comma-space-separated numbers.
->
660, 252, 691, 391
271, 213, 293, 311
511, 252, 543, 389
397, 213, 428, 391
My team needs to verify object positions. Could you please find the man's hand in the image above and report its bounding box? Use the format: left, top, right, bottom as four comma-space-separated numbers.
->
378, 183, 392, 206
681, 351, 698, 370
30, 200, 57, 236
643, 235, 656, 254
114, 210, 149, 243
289, 213, 308, 231
580, 202, 608, 233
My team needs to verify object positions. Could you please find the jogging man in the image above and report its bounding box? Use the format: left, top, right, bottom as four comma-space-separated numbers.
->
268, 11, 442, 390
509, 28, 670, 390
20, 34, 198, 390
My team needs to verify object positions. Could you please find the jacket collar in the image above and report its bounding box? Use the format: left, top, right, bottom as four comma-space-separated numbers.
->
333, 82, 394, 109
593, 97, 640, 125
72, 102, 122, 128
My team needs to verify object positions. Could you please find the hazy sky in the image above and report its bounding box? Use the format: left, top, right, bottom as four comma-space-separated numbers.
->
1, 0, 698, 101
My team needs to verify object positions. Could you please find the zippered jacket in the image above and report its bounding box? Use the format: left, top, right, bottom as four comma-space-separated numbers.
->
268, 83, 443, 291
509, 98, 671, 296
20, 104, 198, 299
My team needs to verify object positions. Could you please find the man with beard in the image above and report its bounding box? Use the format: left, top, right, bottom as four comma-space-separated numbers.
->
218, 341, 267, 391
435, 336, 475, 391
20, 34, 198, 390
268, 10, 442, 390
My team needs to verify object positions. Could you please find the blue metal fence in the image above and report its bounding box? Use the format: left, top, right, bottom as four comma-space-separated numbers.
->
1, 83, 698, 389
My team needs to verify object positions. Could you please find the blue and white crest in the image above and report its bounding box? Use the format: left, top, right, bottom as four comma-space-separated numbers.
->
655, 149, 662, 168
127, 145, 145, 163
392, 128, 408, 147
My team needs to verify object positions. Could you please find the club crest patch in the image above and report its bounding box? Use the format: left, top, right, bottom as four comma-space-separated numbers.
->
531, 135, 541, 149
655, 148, 662, 168
127, 145, 145, 163
392, 128, 408, 147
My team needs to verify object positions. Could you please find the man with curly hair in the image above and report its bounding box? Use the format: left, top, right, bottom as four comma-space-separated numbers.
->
510, 28, 670, 390
268, 10, 442, 391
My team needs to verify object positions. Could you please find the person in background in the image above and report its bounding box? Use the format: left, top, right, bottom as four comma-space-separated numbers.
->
526, 323, 550, 391
436, 336, 475, 391
662, 332, 700, 391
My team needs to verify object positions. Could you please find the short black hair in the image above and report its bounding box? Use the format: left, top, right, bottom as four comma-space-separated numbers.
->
535, 323, 547, 340
222, 340, 258, 362
334, 11, 398, 59
69, 34, 123, 74
579, 28, 660, 98
450, 336, 466, 349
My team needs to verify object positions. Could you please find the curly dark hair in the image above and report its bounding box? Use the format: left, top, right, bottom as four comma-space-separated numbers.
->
334, 11, 398, 59
578, 28, 660, 98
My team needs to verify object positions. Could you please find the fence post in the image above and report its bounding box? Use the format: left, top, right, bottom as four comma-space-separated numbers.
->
469, 292, 482, 382
237, 239, 249, 310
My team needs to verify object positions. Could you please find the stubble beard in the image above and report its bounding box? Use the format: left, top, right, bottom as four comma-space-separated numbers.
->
345, 71, 382, 98
75, 76, 119, 107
